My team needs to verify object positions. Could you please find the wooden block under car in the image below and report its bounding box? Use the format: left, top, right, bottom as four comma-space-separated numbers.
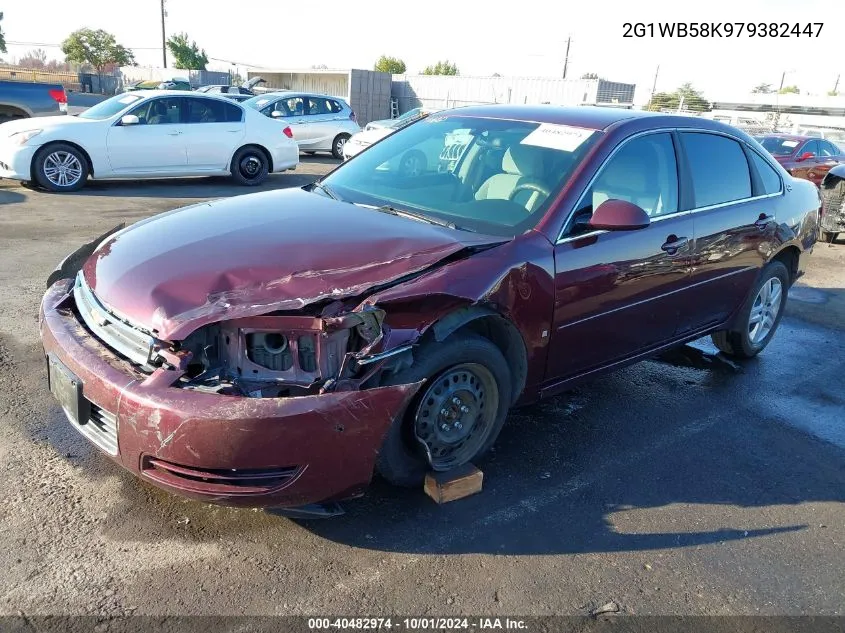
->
424, 463, 483, 504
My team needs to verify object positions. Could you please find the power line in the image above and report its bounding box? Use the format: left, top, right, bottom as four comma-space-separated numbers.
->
7, 40, 162, 50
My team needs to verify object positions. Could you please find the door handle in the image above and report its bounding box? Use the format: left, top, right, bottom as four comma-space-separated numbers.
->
661, 236, 688, 254
166, 130, 182, 136
755, 214, 774, 229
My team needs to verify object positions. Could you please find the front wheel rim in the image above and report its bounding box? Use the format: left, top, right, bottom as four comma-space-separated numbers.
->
413, 363, 498, 471
43, 151, 83, 187
335, 137, 346, 155
748, 277, 783, 345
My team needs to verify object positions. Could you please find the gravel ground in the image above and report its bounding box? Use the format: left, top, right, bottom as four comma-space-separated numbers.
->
0, 163, 843, 617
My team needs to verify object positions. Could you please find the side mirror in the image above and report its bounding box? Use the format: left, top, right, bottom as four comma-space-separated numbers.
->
796, 151, 815, 162
120, 114, 140, 126
588, 199, 651, 231
271, 110, 283, 118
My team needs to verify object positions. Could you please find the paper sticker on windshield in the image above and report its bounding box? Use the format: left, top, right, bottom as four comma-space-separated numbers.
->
782, 140, 799, 148
521, 124, 594, 152
118, 95, 141, 104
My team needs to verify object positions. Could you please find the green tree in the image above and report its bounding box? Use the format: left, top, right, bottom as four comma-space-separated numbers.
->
646, 82, 710, 112
829, 90, 840, 97
166, 32, 208, 70
61, 28, 135, 76
374, 55, 406, 74
0, 12, 6, 54
422, 60, 459, 76
752, 83, 774, 94
778, 85, 799, 94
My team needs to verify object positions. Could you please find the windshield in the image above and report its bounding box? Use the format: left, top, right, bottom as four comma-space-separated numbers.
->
321, 115, 601, 237
756, 136, 801, 156
77, 93, 145, 120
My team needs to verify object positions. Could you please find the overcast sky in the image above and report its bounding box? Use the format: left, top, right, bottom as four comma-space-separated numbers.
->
4, 0, 843, 102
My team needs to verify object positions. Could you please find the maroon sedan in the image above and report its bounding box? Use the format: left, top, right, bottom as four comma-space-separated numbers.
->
40, 106, 820, 511
755, 134, 845, 186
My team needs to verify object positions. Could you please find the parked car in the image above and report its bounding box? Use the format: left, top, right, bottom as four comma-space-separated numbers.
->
243, 91, 360, 158
0, 90, 298, 191
39, 105, 819, 510
343, 107, 440, 163
754, 133, 845, 186
0, 80, 68, 122
820, 163, 845, 243
196, 77, 266, 98
125, 78, 192, 92
363, 106, 436, 132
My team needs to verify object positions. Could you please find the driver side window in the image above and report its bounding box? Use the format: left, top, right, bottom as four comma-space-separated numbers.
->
127, 98, 182, 125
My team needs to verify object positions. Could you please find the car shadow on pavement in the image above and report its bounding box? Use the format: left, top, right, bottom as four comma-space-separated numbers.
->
62, 173, 320, 199
0, 188, 27, 206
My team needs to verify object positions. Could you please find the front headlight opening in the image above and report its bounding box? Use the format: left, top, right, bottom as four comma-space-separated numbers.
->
11, 129, 43, 145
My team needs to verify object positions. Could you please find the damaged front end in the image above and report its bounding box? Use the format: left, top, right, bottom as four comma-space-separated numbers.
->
71, 268, 413, 399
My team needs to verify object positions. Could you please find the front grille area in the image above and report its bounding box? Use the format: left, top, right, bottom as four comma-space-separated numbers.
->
70, 403, 118, 455
73, 273, 154, 368
141, 456, 302, 495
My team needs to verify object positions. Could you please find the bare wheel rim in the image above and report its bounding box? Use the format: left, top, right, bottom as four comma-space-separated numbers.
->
335, 136, 347, 155
239, 154, 262, 179
413, 363, 499, 471
43, 151, 83, 187
748, 277, 783, 345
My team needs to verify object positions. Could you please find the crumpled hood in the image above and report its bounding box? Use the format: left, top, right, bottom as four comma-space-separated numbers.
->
82, 188, 502, 340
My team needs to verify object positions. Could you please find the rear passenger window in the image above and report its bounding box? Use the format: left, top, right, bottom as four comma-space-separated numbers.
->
748, 151, 782, 195
185, 98, 243, 124
682, 133, 751, 207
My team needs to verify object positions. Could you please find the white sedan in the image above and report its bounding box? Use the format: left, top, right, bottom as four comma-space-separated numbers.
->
0, 90, 299, 192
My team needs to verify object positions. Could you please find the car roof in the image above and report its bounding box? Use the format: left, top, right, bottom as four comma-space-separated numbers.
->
442, 104, 661, 130
130, 90, 240, 103
254, 90, 348, 101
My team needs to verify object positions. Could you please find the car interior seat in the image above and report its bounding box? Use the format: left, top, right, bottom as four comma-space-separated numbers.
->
474, 145, 549, 212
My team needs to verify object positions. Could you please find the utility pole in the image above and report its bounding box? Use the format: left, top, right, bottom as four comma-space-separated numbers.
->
779, 70, 786, 91
651, 64, 660, 98
562, 36, 571, 79
160, 0, 167, 68
834, 74, 841, 94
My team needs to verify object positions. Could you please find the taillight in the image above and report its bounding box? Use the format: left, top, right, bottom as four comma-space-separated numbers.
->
282, 126, 293, 138
349, 110, 357, 123
48, 88, 67, 104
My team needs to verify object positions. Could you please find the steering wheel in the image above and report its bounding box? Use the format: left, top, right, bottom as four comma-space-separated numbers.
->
508, 181, 551, 205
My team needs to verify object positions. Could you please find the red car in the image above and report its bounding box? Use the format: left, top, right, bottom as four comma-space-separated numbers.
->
40, 106, 820, 511
755, 134, 845, 186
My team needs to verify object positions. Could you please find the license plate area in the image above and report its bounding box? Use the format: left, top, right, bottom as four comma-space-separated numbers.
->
48, 354, 90, 425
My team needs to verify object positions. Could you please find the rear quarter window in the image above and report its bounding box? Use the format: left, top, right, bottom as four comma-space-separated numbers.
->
682, 133, 751, 207
748, 150, 782, 195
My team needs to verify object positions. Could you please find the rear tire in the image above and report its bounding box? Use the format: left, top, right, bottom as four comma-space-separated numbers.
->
32, 143, 88, 192
331, 134, 350, 159
376, 333, 512, 487
711, 260, 790, 359
230, 146, 269, 186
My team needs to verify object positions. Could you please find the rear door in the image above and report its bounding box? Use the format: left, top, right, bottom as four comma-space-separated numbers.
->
305, 96, 346, 148
275, 95, 314, 147
106, 96, 186, 173
680, 131, 781, 332
548, 131, 695, 381
181, 97, 245, 170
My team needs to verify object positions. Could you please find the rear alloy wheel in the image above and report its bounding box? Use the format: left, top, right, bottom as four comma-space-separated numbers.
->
332, 134, 350, 159
33, 143, 88, 192
711, 260, 789, 359
230, 146, 269, 186
377, 333, 512, 486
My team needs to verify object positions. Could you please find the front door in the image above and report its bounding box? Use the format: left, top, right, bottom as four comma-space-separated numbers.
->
548, 132, 694, 382
107, 97, 186, 173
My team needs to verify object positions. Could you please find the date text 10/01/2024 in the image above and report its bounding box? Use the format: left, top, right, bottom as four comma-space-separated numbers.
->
307, 618, 528, 630
623, 22, 823, 37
